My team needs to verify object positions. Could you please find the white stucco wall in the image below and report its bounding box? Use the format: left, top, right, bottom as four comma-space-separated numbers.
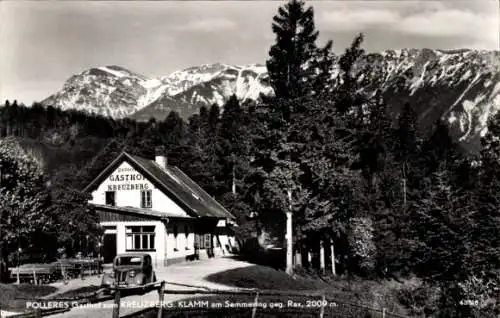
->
90, 161, 189, 217
101, 220, 167, 268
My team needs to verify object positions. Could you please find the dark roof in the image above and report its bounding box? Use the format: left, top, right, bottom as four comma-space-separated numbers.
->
83, 152, 235, 220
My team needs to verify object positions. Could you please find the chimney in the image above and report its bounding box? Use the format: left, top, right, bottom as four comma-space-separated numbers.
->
155, 146, 167, 169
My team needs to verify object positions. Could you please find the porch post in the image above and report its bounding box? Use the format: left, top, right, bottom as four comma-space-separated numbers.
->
161, 217, 169, 267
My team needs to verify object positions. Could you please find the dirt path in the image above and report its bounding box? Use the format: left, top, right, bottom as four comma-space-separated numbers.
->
44, 256, 253, 318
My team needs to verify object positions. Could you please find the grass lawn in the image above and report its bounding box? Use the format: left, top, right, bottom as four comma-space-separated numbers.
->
205, 265, 413, 312
205, 265, 329, 291
51, 285, 102, 299
0, 283, 57, 311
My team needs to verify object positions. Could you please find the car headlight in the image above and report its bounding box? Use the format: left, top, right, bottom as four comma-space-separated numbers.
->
109, 271, 115, 278
128, 270, 135, 277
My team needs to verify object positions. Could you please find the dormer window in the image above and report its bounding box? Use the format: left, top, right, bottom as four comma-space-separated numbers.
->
141, 190, 152, 208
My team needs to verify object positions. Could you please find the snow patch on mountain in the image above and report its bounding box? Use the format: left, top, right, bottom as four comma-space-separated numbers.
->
98, 66, 129, 78
447, 73, 482, 114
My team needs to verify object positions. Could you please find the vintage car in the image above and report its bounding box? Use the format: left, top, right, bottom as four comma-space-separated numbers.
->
101, 253, 156, 291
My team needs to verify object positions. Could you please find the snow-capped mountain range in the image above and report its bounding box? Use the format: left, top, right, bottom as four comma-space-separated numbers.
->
41, 48, 499, 150
42, 63, 272, 121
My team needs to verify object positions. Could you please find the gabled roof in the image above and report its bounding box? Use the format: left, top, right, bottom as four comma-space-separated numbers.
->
83, 152, 235, 220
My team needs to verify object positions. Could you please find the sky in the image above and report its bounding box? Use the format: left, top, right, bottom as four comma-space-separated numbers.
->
1, 0, 499, 105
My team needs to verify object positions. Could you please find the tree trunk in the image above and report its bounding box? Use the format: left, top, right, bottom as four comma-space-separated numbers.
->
319, 240, 325, 274
285, 211, 293, 275
294, 243, 302, 267
330, 239, 336, 276
232, 165, 236, 195
285, 189, 293, 275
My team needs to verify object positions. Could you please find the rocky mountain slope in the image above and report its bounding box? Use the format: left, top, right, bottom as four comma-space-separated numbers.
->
361, 49, 500, 150
128, 63, 273, 122
42, 65, 163, 118
41, 49, 499, 150
42, 63, 272, 121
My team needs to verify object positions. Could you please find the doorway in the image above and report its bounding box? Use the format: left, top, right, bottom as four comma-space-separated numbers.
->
102, 234, 117, 263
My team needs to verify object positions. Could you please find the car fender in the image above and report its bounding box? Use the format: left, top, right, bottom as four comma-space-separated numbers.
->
133, 272, 146, 285
101, 273, 114, 286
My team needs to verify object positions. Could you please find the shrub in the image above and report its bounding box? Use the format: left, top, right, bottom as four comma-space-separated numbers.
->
347, 217, 376, 275
398, 282, 440, 316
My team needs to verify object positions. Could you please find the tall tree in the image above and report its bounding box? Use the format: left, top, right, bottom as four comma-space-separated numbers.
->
470, 112, 500, 292
217, 95, 251, 196
0, 137, 55, 274
334, 33, 366, 114
310, 40, 335, 98
266, 0, 322, 100
158, 111, 188, 167
183, 105, 223, 196
394, 102, 421, 208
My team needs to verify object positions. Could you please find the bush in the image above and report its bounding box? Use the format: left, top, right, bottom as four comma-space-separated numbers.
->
0, 283, 57, 311
398, 282, 440, 316
437, 276, 499, 318
347, 217, 376, 275
398, 278, 500, 318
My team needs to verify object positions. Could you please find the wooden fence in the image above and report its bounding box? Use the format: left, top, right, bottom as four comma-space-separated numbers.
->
8, 281, 410, 318
109, 281, 409, 318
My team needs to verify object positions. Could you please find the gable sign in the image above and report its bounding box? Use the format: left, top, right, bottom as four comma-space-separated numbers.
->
107, 166, 150, 192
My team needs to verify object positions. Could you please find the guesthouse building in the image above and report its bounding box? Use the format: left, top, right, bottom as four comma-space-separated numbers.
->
83, 151, 238, 267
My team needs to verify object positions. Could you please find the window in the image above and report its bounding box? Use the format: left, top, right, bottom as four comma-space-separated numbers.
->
105, 191, 116, 206
125, 226, 155, 251
116, 256, 141, 266
141, 190, 152, 208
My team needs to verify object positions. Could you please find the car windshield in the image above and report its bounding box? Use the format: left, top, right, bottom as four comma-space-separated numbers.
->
116, 256, 142, 266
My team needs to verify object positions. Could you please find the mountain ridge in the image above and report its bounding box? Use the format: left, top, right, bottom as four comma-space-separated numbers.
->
40, 48, 500, 150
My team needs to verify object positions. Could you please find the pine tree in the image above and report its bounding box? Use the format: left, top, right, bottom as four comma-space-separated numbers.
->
159, 111, 188, 166
410, 165, 473, 282
471, 112, 500, 289
420, 118, 458, 174
394, 102, 421, 208
334, 33, 366, 114
266, 0, 321, 100
352, 92, 393, 191
217, 95, 250, 195
310, 40, 335, 98
183, 104, 223, 196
